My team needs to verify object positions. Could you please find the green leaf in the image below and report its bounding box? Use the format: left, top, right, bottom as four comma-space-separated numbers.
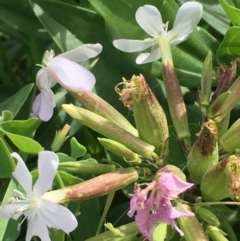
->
0, 0, 49, 39
0, 111, 13, 122
57, 152, 76, 162
58, 171, 84, 185
218, 0, 240, 26
0, 180, 20, 241
0, 118, 41, 137
70, 137, 87, 158
3, 131, 43, 154
0, 84, 34, 118
217, 26, 240, 60
30, 1, 83, 52
0, 139, 15, 178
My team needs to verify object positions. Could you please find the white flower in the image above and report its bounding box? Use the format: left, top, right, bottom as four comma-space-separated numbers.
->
0, 151, 78, 241
31, 43, 103, 121
113, 3, 202, 64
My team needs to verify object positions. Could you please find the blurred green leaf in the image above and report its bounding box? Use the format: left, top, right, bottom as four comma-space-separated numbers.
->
58, 171, 84, 185
0, 84, 34, 118
3, 131, 43, 154
0, 118, 41, 137
218, 0, 240, 26
217, 26, 240, 60
0, 139, 15, 177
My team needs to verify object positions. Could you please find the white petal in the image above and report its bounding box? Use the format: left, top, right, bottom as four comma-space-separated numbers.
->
47, 57, 96, 91
26, 215, 51, 241
135, 5, 164, 37
59, 43, 102, 62
0, 203, 21, 219
30, 89, 56, 122
11, 153, 32, 196
168, 2, 203, 46
113, 38, 155, 52
33, 151, 59, 197
136, 43, 161, 64
39, 199, 78, 233
36, 68, 56, 90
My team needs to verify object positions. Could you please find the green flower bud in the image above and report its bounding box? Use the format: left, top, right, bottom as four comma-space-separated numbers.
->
162, 62, 191, 150
43, 168, 138, 203
98, 138, 141, 163
206, 226, 229, 241
194, 206, 220, 226
201, 51, 213, 115
220, 118, 240, 152
62, 104, 158, 160
178, 204, 209, 241
210, 76, 240, 123
187, 120, 218, 184
201, 155, 240, 201
69, 90, 138, 137
160, 164, 187, 181
51, 124, 71, 152
116, 75, 168, 158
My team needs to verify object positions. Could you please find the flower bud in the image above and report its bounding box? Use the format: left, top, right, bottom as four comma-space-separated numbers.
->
210, 76, 240, 123
62, 104, 158, 160
206, 226, 229, 241
194, 206, 220, 226
201, 51, 213, 115
69, 90, 138, 137
187, 120, 218, 184
201, 155, 240, 201
217, 113, 230, 141
178, 204, 209, 241
98, 138, 141, 163
51, 124, 71, 152
116, 75, 169, 158
220, 118, 240, 152
43, 168, 138, 203
162, 62, 191, 150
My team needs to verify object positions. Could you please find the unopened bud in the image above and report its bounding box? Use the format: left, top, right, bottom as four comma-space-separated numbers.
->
116, 75, 169, 158
178, 204, 209, 241
220, 118, 240, 152
201, 155, 240, 201
162, 62, 191, 150
206, 226, 229, 241
43, 168, 138, 203
187, 120, 218, 184
51, 124, 71, 152
69, 90, 138, 137
194, 206, 220, 226
62, 104, 157, 160
98, 138, 141, 163
201, 51, 213, 115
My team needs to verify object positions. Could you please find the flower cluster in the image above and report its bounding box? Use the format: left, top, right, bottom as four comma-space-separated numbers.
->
128, 170, 194, 240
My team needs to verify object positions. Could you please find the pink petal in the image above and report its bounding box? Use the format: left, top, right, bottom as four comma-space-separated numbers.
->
33, 151, 59, 197
47, 57, 95, 91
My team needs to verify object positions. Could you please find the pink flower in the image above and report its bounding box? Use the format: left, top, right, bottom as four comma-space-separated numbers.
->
128, 171, 194, 240
31, 44, 102, 121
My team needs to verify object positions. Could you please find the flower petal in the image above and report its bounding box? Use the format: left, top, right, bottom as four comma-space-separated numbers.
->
0, 203, 21, 219
168, 2, 203, 46
11, 153, 32, 196
113, 38, 155, 52
39, 199, 78, 233
59, 43, 102, 62
136, 43, 161, 64
33, 151, 59, 197
47, 57, 96, 91
30, 89, 56, 122
36, 68, 56, 90
135, 5, 164, 37
26, 215, 51, 241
